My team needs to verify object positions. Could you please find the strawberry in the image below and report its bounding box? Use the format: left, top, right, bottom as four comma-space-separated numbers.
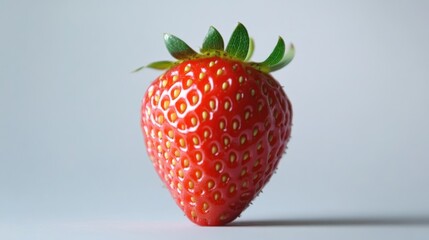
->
136, 23, 295, 226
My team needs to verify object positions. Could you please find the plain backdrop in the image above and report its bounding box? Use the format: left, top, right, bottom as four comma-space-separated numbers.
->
1, 0, 429, 239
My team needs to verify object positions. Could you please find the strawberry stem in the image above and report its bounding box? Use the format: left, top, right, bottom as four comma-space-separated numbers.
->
135, 23, 295, 74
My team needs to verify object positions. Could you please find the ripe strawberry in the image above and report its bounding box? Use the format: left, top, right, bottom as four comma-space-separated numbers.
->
136, 23, 295, 226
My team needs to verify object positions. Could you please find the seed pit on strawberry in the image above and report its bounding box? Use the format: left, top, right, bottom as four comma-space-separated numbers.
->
137, 23, 294, 226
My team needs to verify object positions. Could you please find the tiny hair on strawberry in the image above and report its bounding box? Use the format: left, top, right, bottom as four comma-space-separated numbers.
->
136, 23, 295, 226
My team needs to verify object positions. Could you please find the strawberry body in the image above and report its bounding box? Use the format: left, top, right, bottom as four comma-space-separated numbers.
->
141, 57, 292, 225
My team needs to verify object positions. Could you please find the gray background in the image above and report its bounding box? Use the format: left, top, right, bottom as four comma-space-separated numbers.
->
1, 0, 429, 239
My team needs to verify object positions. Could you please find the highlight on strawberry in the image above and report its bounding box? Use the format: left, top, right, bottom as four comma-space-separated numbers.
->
136, 23, 295, 226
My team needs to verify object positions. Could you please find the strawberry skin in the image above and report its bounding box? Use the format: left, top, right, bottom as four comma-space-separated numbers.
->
141, 57, 292, 226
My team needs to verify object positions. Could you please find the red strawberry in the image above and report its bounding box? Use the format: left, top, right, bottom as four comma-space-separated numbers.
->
136, 23, 295, 226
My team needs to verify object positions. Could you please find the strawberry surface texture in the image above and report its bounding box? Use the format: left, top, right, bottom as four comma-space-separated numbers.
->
137, 23, 295, 226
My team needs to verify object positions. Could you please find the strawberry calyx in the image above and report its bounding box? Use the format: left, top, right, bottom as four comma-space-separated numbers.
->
134, 23, 294, 73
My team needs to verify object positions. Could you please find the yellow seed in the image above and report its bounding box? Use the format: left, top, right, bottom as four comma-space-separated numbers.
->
222, 82, 229, 90
180, 103, 186, 112
191, 117, 197, 126
157, 115, 164, 124
184, 64, 191, 72
163, 100, 170, 110
219, 121, 225, 130
269, 134, 274, 142
191, 196, 196, 202
196, 152, 202, 162
241, 169, 247, 176
191, 210, 196, 219
208, 181, 214, 189
157, 131, 163, 138
165, 141, 171, 149
180, 200, 184, 206
172, 75, 179, 82
203, 130, 210, 139
257, 143, 262, 150
224, 101, 230, 110
193, 137, 199, 145
146, 107, 151, 116
229, 153, 236, 163
186, 79, 193, 87
178, 169, 184, 178
229, 185, 236, 193
169, 170, 174, 177
168, 130, 174, 138
179, 138, 185, 148
209, 100, 215, 110
199, 72, 205, 80
214, 192, 220, 200
240, 136, 246, 145
209, 61, 215, 67
244, 111, 250, 120
202, 111, 208, 120
236, 93, 241, 101
157, 144, 162, 152
215, 162, 222, 172
251, 89, 255, 96
173, 89, 180, 99
174, 150, 180, 157
188, 181, 194, 189
254, 159, 260, 167
253, 128, 258, 136
164, 152, 169, 159
242, 181, 248, 188
154, 95, 160, 103
192, 95, 199, 105
258, 103, 263, 112
221, 175, 228, 183
232, 121, 239, 130
243, 152, 249, 161
172, 159, 176, 166
223, 137, 230, 146
217, 69, 223, 76
148, 88, 154, 97
238, 76, 244, 83
203, 202, 209, 211
170, 112, 177, 122
162, 79, 168, 87
204, 83, 211, 93
183, 159, 189, 168
211, 145, 218, 155
195, 170, 202, 179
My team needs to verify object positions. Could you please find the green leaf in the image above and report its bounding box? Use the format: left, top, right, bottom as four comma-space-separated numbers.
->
244, 38, 255, 61
269, 43, 295, 72
261, 37, 285, 66
164, 33, 197, 60
132, 61, 174, 72
225, 23, 250, 60
147, 61, 175, 70
132, 65, 146, 73
201, 26, 224, 52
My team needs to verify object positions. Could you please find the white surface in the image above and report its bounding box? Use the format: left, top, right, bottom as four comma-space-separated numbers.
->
1, 0, 429, 239
3, 215, 429, 240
